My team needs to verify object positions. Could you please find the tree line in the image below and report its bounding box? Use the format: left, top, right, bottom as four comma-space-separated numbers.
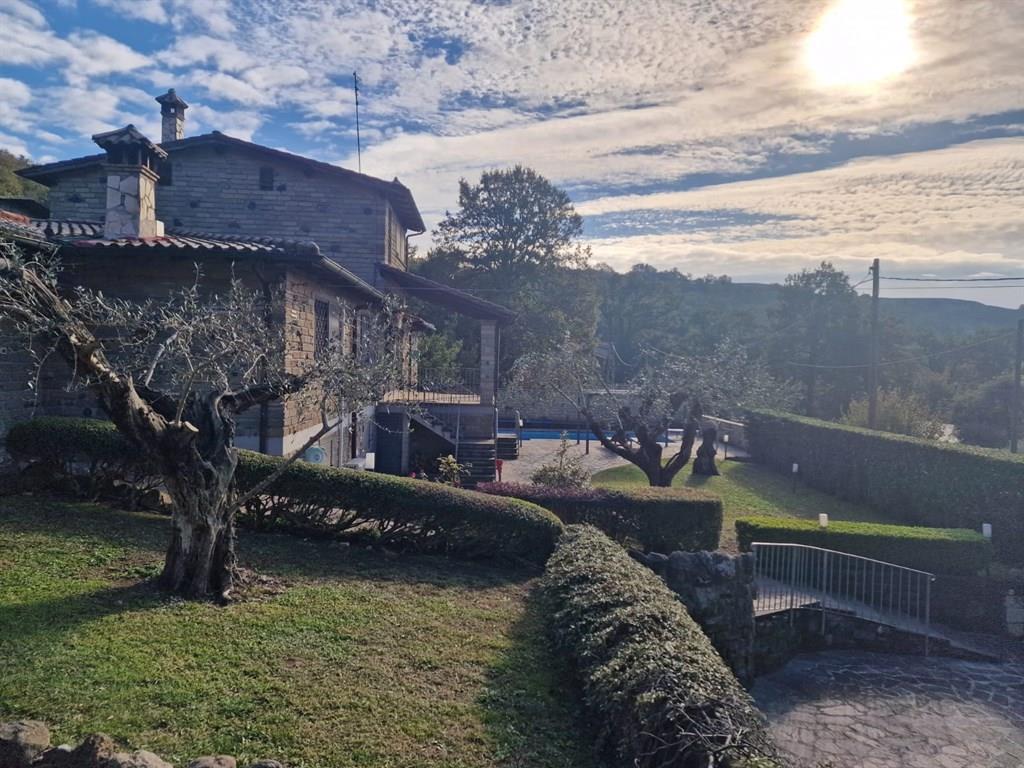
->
412, 165, 1021, 451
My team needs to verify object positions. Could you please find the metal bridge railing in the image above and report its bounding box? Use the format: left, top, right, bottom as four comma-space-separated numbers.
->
751, 542, 936, 654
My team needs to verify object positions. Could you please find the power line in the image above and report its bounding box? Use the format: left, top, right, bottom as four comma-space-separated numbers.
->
881, 275, 1024, 283
851, 275, 873, 290
878, 285, 1024, 291
783, 329, 1016, 370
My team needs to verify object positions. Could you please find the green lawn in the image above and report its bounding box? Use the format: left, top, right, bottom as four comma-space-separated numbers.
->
593, 459, 894, 551
0, 498, 602, 768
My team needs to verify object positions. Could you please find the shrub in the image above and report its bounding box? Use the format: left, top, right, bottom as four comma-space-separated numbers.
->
540, 526, 778, 767
528, 432, 590, 489
236, 452, 563, 564
734, 516, 991, 576
746, 409, 1024, 562
6, 417, 160, 505
6, 417, 563, 565
477, 481, 722, 553
840, 389, 944, 439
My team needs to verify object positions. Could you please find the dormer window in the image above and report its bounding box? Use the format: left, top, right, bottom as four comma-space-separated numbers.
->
259, 166, 274, 191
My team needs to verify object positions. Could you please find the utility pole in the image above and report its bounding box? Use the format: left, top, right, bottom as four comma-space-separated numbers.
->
1012, 309, 1023, 453
868, 258, 880, 430
353, 71, 362, 173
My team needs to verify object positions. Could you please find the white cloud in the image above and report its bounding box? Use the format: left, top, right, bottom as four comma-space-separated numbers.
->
190, 70, 270, 105
4, 0, 1024, 303
157, 35, 254, 72
93, 0, 168, 24
0, 130, 30, 157
0, 0, 46, 27
187, 103, 263, 140
575, 138, 1024, 302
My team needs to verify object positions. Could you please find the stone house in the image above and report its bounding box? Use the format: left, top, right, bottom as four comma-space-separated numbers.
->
0, 90, 512, 483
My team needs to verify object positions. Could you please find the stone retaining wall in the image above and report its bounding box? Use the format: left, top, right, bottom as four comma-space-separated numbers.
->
0, 721, 283, 768
632, 549, 757, 683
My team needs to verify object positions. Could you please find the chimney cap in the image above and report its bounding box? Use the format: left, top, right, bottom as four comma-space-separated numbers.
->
155, 88, 189, 110
92, 124, 168, 160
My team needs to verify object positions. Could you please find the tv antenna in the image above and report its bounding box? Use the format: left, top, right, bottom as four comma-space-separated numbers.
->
353, 71, 362, 173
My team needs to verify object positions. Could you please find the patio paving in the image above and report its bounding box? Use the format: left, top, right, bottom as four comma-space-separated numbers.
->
752, 650, 1024, 768
499, 436, 629, 483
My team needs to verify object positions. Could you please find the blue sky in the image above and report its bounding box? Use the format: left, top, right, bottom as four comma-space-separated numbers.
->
2, 0, 1024, 305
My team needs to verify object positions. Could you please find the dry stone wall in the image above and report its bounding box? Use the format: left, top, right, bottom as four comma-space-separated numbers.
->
0, 721, 284, 768
632, 549, 757, 684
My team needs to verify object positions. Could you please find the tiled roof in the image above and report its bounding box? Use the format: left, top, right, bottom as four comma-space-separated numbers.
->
0, 211, 381, 299
68, 230, 320, 256
92, 125, 167, 159
3, 218, 319, 256
30, 220, 103, 238
17, 131, 425, 233
0, 211, 50, 246
379, 263, 516, 324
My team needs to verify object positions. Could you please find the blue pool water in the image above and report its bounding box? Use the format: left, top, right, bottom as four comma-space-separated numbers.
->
502, 428, 681, 442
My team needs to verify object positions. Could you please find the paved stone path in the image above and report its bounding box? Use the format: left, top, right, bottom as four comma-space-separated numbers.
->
752, 650, 1024, 768
499, 437, 630, 483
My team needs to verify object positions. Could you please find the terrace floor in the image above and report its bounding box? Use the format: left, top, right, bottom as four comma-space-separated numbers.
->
752, 650, 1024, 768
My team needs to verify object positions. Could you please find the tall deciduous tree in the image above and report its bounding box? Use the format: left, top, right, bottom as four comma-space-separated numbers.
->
0, 239, 407, 600
416, 166, 597, 373
434, 165, 589, 275
768, 262, 866, 418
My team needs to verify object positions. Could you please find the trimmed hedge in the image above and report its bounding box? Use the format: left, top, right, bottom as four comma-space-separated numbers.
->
477, 481, 722, 553
235, 452, 563, 564
735, 516, 991, 576
5, 417, 563, 565
747, 409, 1024, 562
541, 526, 778, 768
7, 416, 136, 463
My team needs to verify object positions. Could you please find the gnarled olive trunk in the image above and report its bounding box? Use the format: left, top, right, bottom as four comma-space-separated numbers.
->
160, 458, 238, 598
150, 395, 241, 600
590, 414, 699, 487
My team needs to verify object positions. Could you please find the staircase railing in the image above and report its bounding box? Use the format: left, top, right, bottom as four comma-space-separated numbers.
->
385, 367, 481, 405
752, 542, 935, 654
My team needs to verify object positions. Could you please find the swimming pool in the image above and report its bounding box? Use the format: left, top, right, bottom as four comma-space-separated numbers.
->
502, 428, 682, 442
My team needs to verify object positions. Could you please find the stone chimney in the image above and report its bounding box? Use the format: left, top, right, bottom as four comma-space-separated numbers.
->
155, 88, 188, 143
92, 125, 167, 239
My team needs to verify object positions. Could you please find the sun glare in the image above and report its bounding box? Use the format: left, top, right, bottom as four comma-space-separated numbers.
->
805, 0, 915, 88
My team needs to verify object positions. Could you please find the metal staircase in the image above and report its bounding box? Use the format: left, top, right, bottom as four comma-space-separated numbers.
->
408, 407, 497, 487
456, 440, 497, 487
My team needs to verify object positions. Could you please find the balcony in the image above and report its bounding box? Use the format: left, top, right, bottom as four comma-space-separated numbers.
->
383, 367, 483, 405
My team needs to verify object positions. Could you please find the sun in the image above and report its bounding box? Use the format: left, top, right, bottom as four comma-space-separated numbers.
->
805, 0, 915, 88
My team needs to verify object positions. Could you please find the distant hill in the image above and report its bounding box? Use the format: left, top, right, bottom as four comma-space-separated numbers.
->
874, 297, 1019, 335
679, 281, 1019, 336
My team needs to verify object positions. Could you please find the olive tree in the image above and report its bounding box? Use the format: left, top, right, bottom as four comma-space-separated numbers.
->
0, 239, 407, 600
514, 338, 792, 487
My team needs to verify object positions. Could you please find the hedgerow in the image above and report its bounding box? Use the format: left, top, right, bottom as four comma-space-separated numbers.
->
735, 516, 991, 576
5, 417, 563, 564
477, 481, 722, 553
746, 409, 1023, 562
540, 525, 778, 768
235, 452, 562, 563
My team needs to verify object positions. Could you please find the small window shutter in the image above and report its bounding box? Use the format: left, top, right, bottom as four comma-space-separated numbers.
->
259, 166, 274, 190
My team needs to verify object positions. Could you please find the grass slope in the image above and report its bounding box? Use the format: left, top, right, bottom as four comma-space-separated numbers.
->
0, 498, 600, 768
592, 459, 893, 551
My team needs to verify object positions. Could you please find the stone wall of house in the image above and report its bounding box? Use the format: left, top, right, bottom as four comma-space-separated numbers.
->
0, 720, 283, 768
47, 167, 107, 221
44, 144, 410, 285
1, 254, 368, 467
633, 549, 757, 684
278, 268, 362, 460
